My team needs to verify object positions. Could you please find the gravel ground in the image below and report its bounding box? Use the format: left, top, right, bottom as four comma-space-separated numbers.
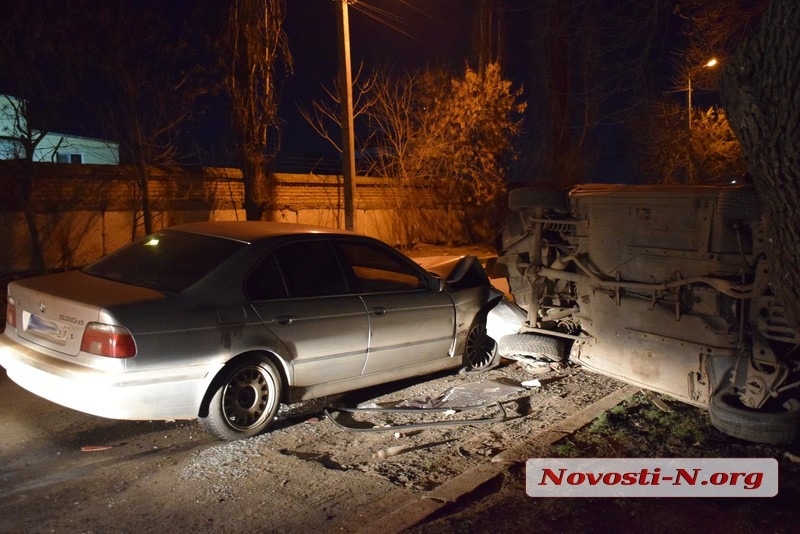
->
0, 359, 626, 533
174, 359, 623, 493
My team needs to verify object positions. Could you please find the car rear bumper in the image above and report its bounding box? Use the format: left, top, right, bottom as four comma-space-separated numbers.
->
0, 331, 219, 421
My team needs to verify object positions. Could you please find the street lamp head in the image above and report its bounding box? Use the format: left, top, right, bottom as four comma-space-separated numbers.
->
705, 58, 718, 68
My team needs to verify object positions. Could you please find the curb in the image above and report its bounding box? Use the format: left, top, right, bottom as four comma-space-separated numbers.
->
353, 384, 640, 533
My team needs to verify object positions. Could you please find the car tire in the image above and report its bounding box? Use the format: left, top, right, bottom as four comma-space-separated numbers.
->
201, 357, 283, 440
709, 387, 800, 444
508, 187, 569, 213
463, 319, 498, 371
497, 333, 564, 362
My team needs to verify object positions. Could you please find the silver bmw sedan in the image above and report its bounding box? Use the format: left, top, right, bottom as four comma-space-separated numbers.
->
1, 221, 501, 440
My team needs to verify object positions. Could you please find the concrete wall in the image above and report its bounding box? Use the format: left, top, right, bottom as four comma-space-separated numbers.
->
0, 163, 472, 275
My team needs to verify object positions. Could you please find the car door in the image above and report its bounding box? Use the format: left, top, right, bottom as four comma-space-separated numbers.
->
247, 239, 369, 387
335, 240, 456, 376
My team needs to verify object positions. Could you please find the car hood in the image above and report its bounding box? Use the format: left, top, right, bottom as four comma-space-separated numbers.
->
415, 255, 492, 290
415, 255, 466, 277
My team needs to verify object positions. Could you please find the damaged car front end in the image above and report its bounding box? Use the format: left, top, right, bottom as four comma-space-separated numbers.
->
416, 254, 505, 371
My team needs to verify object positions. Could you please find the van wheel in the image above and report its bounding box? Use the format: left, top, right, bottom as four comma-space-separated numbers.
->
709, 387, 800, 444
498, 333, 564, 362
201, 357, 282, 440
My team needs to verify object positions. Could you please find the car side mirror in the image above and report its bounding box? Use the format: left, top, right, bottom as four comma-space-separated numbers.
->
427, 276, 444, 292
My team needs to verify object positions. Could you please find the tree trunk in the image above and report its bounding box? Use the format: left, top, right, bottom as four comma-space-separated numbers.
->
241, 152, 274, 221
719, 0, 800, 328
22, 204, 45, 274
136, 159, 153, 235
17, 160, 46, 273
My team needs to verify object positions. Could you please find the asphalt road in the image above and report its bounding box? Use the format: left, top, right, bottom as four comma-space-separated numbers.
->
0, 367, 212, 501
0, 365, 401, 532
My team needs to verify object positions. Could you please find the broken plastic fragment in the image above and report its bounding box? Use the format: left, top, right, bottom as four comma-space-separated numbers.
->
784, 451, 800, 463
81, 445, 113, 452
517, 360, 553, 374
491, 450, 517, 465
373, 445, 409, 459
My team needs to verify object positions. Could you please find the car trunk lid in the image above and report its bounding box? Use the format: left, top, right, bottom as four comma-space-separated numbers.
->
9, 271, 165, 357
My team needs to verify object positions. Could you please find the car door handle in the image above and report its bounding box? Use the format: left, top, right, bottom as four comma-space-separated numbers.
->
369, 306, 387, 317
273, 314, 295, 326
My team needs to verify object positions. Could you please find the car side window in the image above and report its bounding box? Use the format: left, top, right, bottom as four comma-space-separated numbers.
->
273, 240, 349, 298
245, 254, 288, 300
337, 241, 425, 293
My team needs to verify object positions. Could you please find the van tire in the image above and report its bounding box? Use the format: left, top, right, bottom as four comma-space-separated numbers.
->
498, 333, 564, 362
709, 387, 800, 444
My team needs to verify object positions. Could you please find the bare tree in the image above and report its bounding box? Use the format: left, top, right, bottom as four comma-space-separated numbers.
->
223, 0, 292, 221
0, 97, 48, 272
363, 68, 445, 244
300, 67, 433, 243
522, 0, 668, 186
0, 1, 88, 272
474, 0, 503, 71
298, 64, 375, 158
302, 63, 524, 245
675, 0, 767, 89
720, 0, 800, 327
88, 3, 210, 236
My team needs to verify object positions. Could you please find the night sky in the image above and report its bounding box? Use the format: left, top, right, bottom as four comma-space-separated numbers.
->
2, 0, 687, 181
278, 0, 481, 169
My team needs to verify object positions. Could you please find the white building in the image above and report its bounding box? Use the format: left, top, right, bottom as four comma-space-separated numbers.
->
0, 94, 119, 165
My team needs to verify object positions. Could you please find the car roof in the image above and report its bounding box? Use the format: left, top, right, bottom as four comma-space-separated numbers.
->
167, 221, 357, 244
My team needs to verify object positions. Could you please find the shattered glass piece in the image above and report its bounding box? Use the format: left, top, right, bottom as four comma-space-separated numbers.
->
429, 380, 525, 408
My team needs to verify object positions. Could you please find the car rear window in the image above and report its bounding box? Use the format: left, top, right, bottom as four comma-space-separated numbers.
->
83, 230, 246, 292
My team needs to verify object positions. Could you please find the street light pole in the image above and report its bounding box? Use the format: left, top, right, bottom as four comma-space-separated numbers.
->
336, 0, 357, 232
687, 58, 717, 131
687, 73, 693, 130
686, 58, 717, 182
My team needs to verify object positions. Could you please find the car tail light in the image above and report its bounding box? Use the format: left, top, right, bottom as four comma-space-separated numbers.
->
5, 296, 16, 329
80, 323, 136, 358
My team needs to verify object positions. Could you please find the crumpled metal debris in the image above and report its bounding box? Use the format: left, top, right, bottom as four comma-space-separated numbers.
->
325, 401, 506, 432
325, 380, 524, 432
